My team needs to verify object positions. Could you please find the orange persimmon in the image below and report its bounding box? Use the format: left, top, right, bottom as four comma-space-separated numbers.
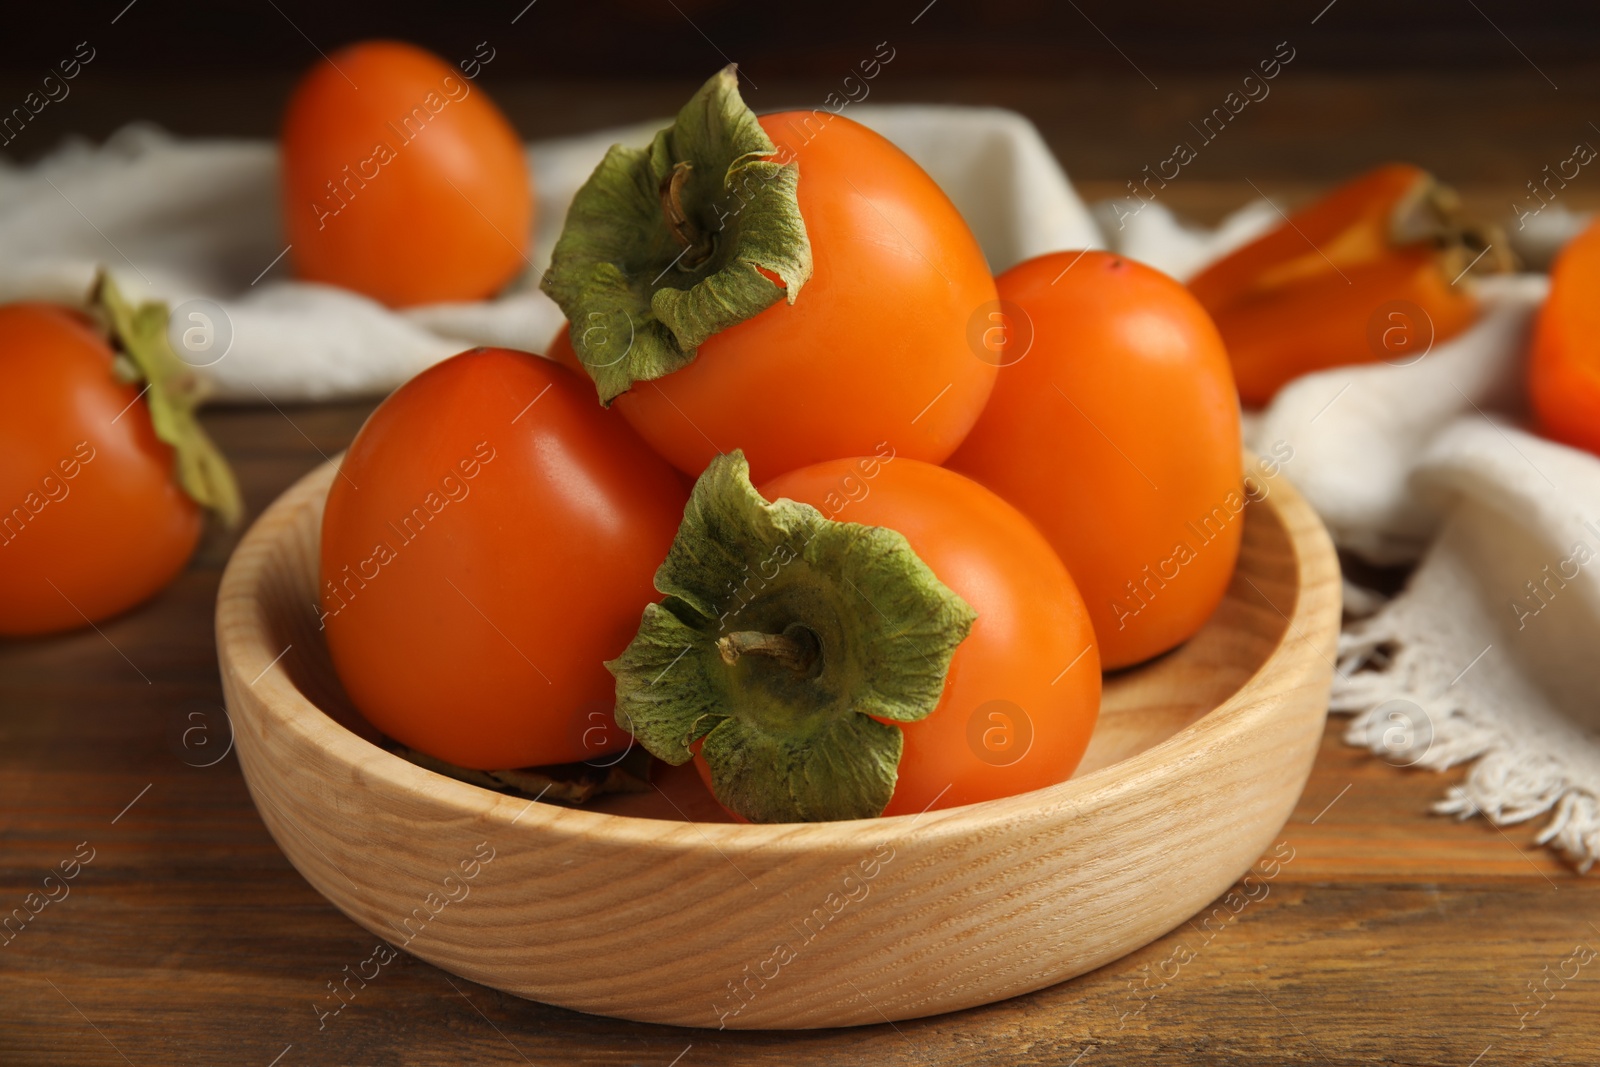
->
540, 67, 996, 485
949, 251, 1242, 669
281, 41, 532, 308
0, 304, 199, 634
1530, 219, 1600, 456
0, 280, 239, 635
608, 451, 1100, 823
320, 348, 688, 770
1190, 164, 1501, 405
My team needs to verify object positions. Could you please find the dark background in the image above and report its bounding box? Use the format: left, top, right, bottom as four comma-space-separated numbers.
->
5, 0, 1600, 79
3, 0, 1599, 222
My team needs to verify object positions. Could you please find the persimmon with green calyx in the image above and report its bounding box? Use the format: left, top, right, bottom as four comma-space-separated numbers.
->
320, 347, 688, 771
0, 274, 241, 636
948, 252, 1242, 670
281, 40, 533, 308
541, 66, 998, 485
608, 450, 1101, 823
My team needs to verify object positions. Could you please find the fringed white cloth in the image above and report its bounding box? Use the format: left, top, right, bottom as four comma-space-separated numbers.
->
1327, 418, 1600, 870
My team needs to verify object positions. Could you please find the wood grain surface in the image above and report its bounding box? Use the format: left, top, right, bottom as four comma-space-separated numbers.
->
6, 69, 1600, 1064
4, 403, 1599, 1066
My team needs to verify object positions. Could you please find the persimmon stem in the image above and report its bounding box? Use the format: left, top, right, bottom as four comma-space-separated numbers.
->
717, 628, 819, 674
658, 161, 716, 271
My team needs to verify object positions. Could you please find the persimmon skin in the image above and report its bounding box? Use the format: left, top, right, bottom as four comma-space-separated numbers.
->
1530, 220, 1600, 456
694, 458, 1102, 817
569, 112, 998, 485
320, 349, 688, 770
0, 303, 201, 635
1209, 249, 1477, 406
281, 40, 532, 308
1188, 164, 1431, 310
948, 252, 1242, 670
1188, 164, 1479, 406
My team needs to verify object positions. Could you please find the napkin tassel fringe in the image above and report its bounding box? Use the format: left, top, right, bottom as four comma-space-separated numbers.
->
1333, 618, 1600, 873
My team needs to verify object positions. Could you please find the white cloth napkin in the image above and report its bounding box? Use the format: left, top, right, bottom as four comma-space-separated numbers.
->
1332, 419, 1600, 869
6, 108, 1598, 866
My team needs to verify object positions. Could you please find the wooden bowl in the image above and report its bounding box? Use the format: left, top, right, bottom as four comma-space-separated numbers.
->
217, 454, 1339, 1030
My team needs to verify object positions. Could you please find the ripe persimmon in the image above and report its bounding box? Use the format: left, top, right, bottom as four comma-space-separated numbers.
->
0, 280, 238, 635
949, 252, 1243, 669
1189, 164, 1501, 405
281, 40, 532, 307
542, 67, 996, 484
320, 348, 688, 769
1530, 219, 1600, 456
610, 452, 1100, 822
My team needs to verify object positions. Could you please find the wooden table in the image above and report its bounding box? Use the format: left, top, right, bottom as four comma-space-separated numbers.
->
5, 404, 1597, 1067
6, 72, 1600, 1066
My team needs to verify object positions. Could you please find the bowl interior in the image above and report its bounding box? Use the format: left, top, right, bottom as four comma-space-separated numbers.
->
262, 466, 1296, 825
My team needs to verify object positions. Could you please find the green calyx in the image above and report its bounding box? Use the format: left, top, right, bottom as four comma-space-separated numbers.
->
540, 65, 813, 405
607, 452, 976, 823
94, 273, 243, 527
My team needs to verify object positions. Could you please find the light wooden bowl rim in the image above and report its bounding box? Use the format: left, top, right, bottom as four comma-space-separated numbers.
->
220, 451, 1337, 852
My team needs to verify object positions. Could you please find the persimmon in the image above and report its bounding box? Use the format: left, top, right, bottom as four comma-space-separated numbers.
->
609, 451, 1100, 823
1189, 164, 1506, 405
0, 278, 239, 636
541, 66, 996, 484
320, 348, 688, 770
949, 252, 1243, 669
281, 40, 532, 308
1529, 218, 1600, 456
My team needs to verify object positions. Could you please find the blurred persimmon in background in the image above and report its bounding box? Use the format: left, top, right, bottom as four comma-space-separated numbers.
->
280, 40, 532, 307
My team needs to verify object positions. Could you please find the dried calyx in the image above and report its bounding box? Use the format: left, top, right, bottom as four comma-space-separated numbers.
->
1390, 173, 1515, 279
607, 452, 976, 823
94, 272, 242, 526
539, 66, 813, 405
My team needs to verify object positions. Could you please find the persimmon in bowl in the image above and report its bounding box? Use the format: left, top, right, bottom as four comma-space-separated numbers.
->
216, 451, 1337, 1029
